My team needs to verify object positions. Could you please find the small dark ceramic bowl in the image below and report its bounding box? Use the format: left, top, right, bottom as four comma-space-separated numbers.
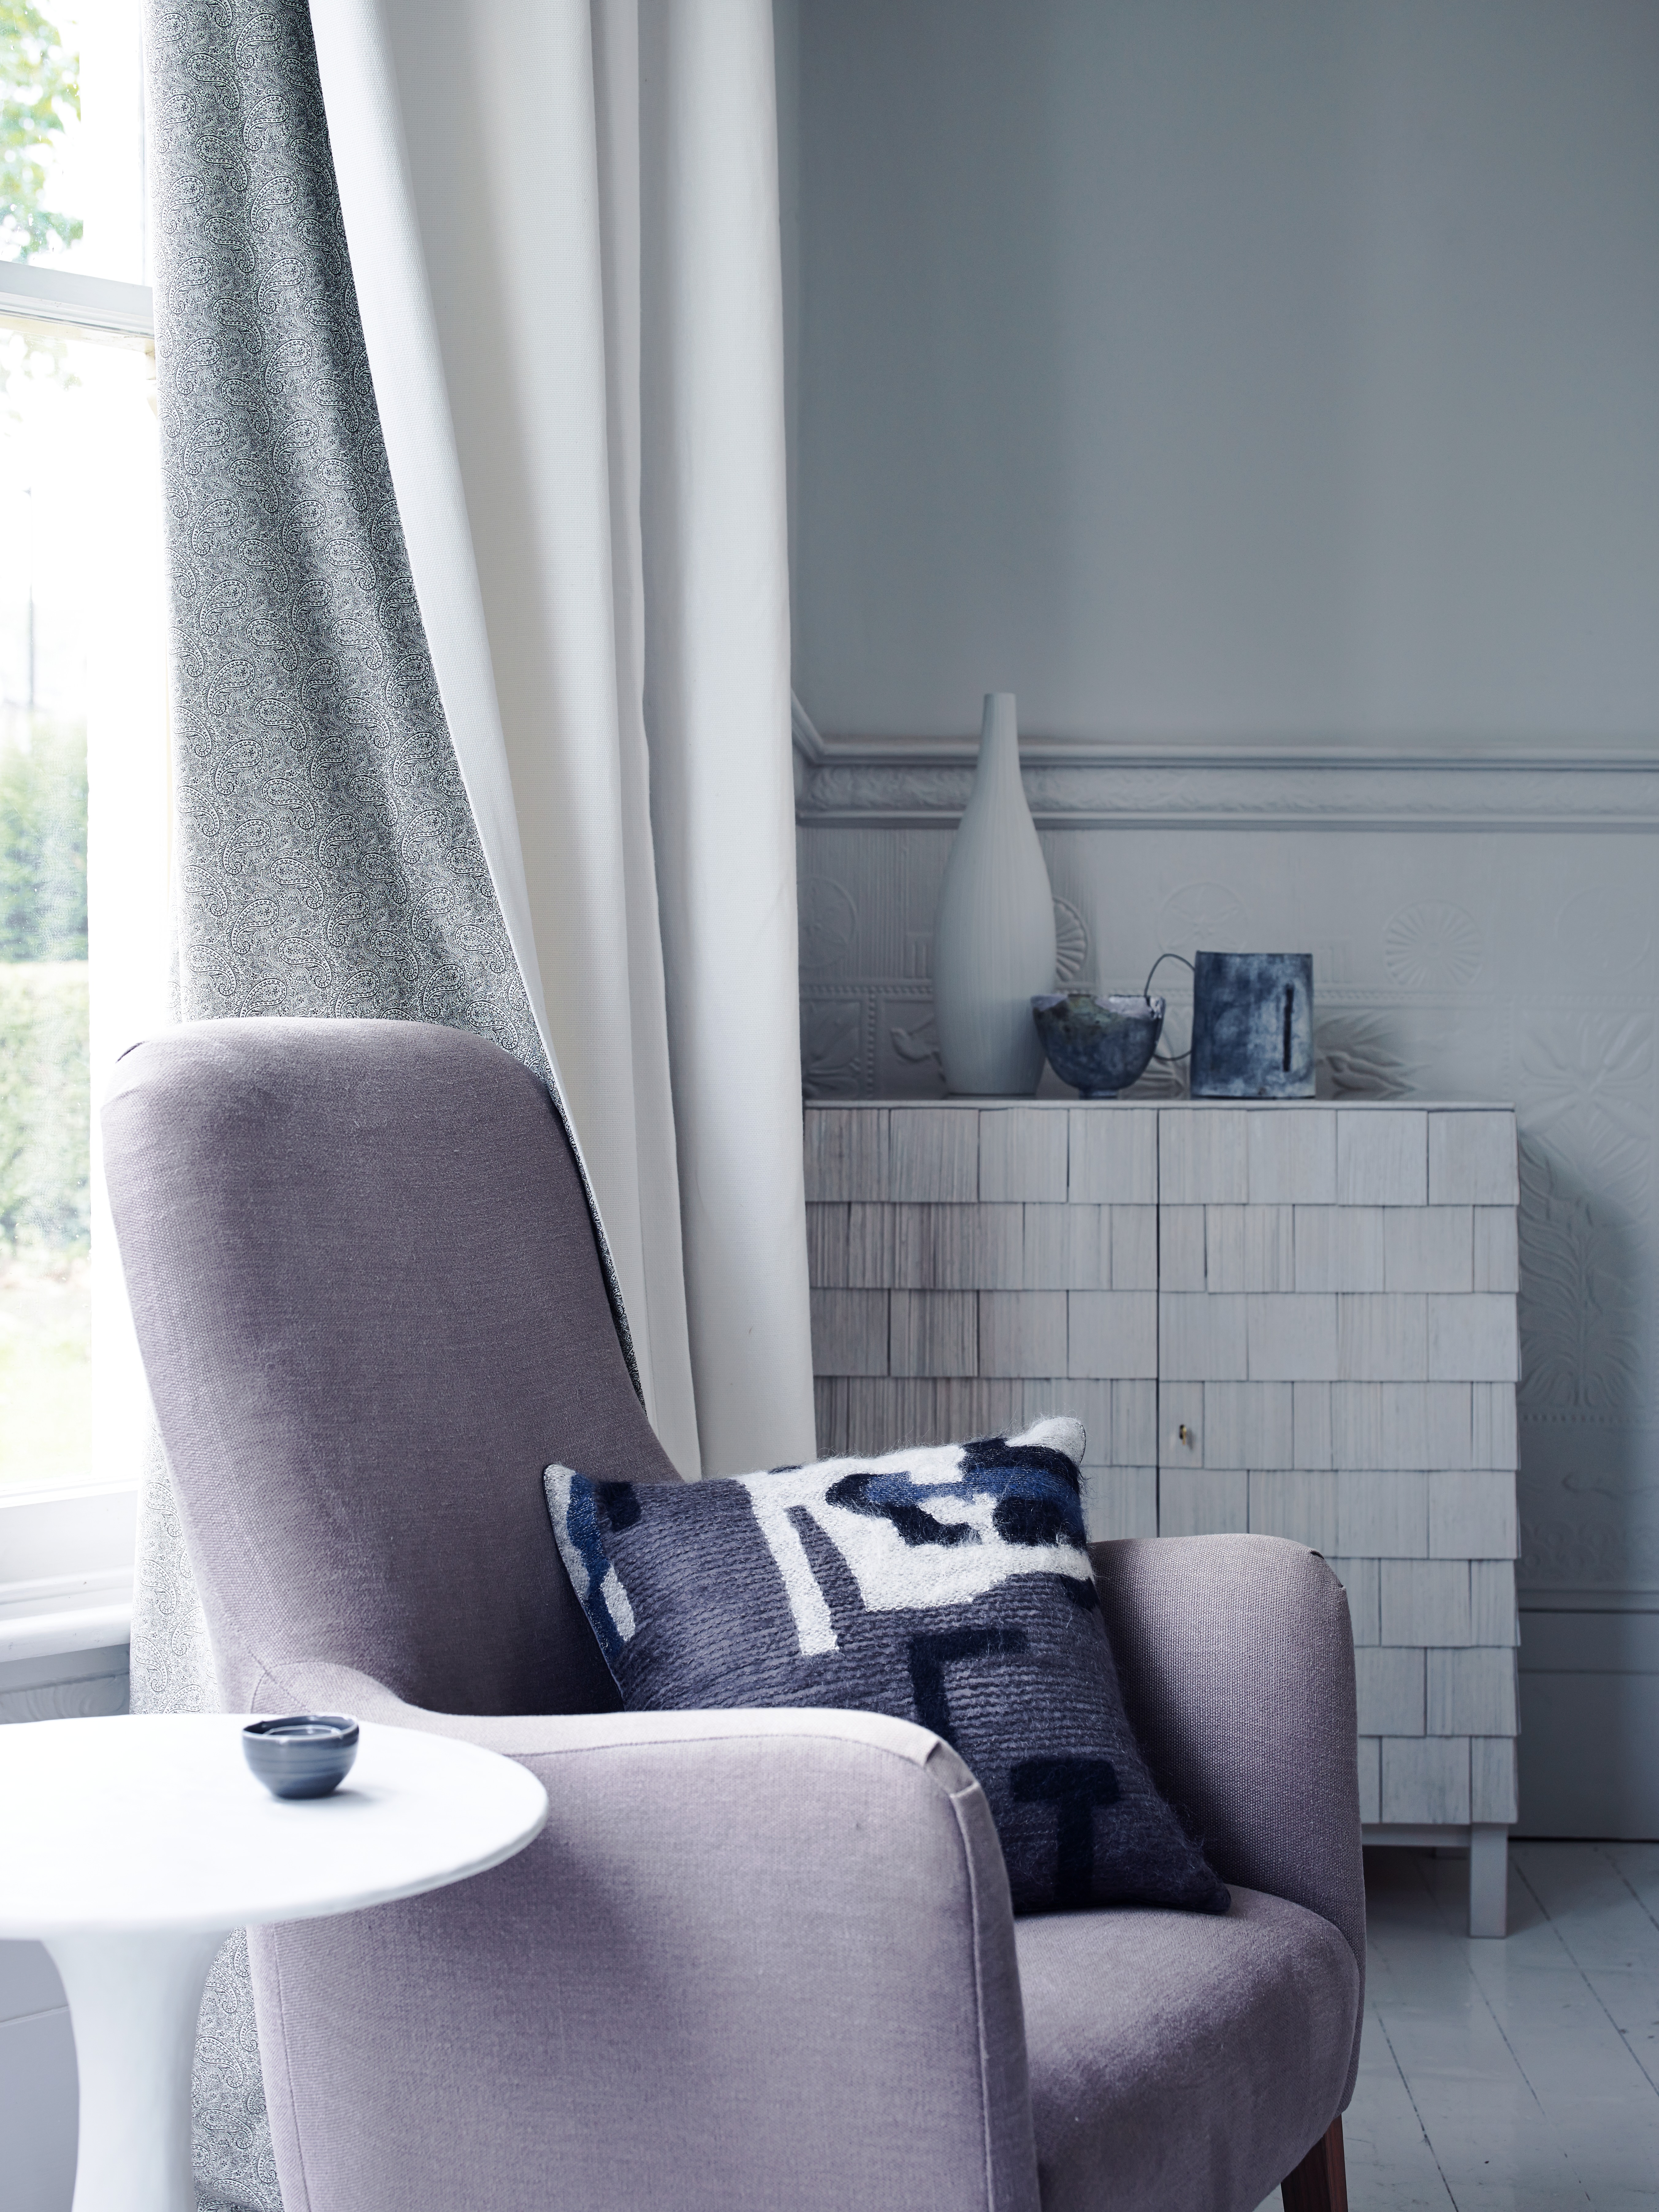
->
1031, 992, 1165, 1098
242, 1715, 360, 1801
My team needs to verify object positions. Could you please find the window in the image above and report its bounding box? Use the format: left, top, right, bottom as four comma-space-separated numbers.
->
1, 4, 166, 1644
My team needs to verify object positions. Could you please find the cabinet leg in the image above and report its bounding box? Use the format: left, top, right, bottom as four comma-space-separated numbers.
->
1281, 2117, 1348, 2212
1469, 1824, 1509, 1938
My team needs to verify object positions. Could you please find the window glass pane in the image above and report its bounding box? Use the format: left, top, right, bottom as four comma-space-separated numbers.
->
2, 1, 146, 286
0, 315, 162, 1490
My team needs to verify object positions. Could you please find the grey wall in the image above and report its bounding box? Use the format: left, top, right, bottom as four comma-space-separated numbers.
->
785, 0, 1659, 1834
789, 0, 1659, 742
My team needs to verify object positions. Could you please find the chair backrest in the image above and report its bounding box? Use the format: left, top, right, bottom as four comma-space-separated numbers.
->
103, 1018, 680, 1717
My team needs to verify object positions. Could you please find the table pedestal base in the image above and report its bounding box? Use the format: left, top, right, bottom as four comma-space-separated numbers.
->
47, 1926, 231, 2212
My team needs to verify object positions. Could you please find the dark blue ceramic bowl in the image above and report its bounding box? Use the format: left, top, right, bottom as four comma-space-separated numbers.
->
242, 1714, 360, 1801
1031, 992, 1165, 1098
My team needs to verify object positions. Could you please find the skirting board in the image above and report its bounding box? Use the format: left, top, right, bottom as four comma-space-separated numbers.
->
1362, 1821, 1509, 1938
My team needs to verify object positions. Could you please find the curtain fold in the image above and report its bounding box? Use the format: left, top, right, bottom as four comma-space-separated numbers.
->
142, 7, 606, 2201
635, 0, 813, 1472
311, 0, 817, 1479
137, 1, 814, 2202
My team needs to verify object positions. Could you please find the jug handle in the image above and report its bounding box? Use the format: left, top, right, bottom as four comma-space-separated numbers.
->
1142, 952, 1193, 1063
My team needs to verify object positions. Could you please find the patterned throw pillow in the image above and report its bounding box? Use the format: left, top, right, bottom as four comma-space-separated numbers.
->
544, 1416, 1228, 1916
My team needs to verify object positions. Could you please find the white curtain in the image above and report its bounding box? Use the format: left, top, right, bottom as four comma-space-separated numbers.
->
308, 0, 815, 1477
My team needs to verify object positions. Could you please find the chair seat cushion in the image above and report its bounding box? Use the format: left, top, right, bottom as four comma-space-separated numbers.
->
1018, 1884, 1360, 2212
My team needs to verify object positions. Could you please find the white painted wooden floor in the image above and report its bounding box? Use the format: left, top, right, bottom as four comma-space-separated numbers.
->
1340, 1844, 1659, 2212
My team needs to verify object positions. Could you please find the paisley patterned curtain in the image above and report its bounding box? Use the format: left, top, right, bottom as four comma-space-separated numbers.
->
149, 0, 555, 1107
138, 4, 622, 2202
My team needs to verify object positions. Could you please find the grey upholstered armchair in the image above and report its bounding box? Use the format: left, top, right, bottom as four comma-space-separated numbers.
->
103, 1019, 1365, 2212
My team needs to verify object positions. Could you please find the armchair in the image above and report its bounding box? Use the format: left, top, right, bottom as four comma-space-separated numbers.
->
103, 1020, 1365, 2212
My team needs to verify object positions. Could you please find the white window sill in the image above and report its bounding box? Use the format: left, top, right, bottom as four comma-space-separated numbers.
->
0, 1620, 131, 1716
0, 1580, 132, 1663
0, 1485, 137, 1661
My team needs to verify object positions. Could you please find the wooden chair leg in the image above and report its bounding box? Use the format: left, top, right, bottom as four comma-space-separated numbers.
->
1281, 2118, 1348, 2212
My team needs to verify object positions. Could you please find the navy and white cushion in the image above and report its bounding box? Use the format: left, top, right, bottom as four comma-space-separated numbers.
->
546, 1416, 1228, 1916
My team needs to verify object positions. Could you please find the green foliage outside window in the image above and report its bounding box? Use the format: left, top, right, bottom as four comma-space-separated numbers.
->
0, 959, 86, 1250
0, 4, 93, 1482
0, 718, 85, 958
0, 1, 80, 261
0, 948, 88, 1486
0, 722, 87, 1253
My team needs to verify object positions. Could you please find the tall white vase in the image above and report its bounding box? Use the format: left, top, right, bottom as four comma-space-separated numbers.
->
932, 693, 1057, 1096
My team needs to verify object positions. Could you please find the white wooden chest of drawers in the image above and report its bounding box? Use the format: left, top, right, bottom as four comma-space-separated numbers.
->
804, 1097, 1521, 1928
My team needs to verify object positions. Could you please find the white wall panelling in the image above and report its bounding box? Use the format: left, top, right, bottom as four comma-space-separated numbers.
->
805, 1100, 1520, 1888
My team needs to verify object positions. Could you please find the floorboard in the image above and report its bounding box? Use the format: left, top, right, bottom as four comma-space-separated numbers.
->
1325, 1847, 1659, 2212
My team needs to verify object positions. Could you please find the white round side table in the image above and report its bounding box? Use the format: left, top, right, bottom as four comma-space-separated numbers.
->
0, 1713, 548, 2212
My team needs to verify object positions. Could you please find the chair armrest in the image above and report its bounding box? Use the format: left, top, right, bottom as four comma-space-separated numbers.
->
245, 1661, 1040, 2212
1091, 1534, 1366, 2101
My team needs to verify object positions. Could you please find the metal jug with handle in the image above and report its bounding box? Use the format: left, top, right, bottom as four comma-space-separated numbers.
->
1146, 951, 1315, 1099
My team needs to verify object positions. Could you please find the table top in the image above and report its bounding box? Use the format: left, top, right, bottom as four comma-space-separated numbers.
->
0, 1714, 548, 1939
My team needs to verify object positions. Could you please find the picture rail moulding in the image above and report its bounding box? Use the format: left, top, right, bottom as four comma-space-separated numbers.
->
790, 721, 1659, 833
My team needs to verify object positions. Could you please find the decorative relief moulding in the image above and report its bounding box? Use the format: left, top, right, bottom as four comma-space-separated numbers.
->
792, 728, 1659, 830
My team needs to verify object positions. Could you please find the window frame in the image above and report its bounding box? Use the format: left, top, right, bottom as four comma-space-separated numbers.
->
0, 261, 155, 1660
